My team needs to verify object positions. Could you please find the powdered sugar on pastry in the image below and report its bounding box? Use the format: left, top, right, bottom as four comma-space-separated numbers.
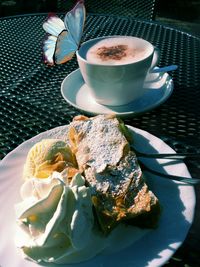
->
85, 151, 142, 197
69, 115, 129, 173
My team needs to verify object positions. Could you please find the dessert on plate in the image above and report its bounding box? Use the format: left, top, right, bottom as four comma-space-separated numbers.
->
23, 139, 78, 179
15, 114, 160, 264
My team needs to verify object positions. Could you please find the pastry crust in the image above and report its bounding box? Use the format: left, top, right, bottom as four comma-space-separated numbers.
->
68, 115, 160, 233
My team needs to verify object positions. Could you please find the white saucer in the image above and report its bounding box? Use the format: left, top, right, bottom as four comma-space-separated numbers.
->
61, 69, 174, 117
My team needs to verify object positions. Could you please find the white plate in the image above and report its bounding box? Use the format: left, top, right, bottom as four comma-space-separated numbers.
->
0, 125, 195, 267
61, 69, 174, 117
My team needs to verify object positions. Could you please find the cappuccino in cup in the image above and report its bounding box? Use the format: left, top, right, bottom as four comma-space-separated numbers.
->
86, 37, 149, 65
76, 36, 159, 106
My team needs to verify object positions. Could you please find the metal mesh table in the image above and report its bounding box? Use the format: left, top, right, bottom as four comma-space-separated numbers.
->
0, 13, 200, 266
57, 0, 157, 20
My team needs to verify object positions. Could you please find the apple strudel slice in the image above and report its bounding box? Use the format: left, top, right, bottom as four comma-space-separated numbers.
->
68, 115, 160, 234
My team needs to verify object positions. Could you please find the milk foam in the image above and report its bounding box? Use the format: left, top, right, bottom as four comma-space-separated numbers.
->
86, 37, 150, 65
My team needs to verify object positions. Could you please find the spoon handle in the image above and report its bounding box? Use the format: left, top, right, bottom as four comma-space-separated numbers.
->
130, 146, 199, 159
137, 152, 199, 160
151, 65, 178, 73
139, 160, 200, 185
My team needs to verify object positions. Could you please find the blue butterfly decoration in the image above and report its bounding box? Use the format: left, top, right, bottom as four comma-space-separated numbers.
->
43, 0, 86, 65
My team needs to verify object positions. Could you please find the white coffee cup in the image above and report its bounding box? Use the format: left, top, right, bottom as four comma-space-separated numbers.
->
76, 36, 159, 106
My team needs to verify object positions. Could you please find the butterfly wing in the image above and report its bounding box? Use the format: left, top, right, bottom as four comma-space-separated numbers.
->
42, 1, 86, 65
43, 15, 65, 37
64, 0, 86, 47
54, 30, 78, 64
43, 35, 57, 65
43, 15, 66, 65
54, 0, 86, 64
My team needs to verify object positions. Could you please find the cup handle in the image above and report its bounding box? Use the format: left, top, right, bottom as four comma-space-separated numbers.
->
149, 47, 160, 72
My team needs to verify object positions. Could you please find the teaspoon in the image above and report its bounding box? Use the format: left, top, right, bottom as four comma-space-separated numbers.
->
151, 65, 178, 73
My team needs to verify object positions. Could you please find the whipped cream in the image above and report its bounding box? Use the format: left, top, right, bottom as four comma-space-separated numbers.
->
15, 172, 106, 264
